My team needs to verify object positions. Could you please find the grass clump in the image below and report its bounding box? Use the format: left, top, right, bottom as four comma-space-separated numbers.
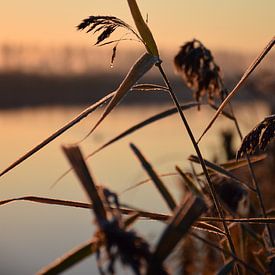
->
0, 1, 275, 274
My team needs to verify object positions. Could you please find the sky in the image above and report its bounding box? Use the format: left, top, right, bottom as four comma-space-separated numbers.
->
1, 0, 274, 53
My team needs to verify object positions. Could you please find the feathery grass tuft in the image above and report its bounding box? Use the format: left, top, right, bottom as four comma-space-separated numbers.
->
77, 16, 141, 45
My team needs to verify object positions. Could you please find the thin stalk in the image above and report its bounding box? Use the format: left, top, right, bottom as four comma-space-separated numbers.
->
228, 102, 274, 247
156, 63, 239, 266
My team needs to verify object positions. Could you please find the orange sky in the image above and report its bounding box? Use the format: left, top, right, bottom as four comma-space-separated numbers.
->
1, 0, 274, 53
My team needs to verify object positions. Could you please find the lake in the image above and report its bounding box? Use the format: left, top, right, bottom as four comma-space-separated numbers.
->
0, 102, 269, 274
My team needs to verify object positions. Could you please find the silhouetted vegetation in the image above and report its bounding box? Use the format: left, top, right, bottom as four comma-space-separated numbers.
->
0, 1, 274, 274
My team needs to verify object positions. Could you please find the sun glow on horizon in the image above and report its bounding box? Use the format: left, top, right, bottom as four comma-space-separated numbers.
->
1, 0, 274, 53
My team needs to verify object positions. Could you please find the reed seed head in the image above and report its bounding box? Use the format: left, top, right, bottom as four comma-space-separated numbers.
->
237, 114, 275, 159
174, 39, 226, 106
77, 16, 141, 46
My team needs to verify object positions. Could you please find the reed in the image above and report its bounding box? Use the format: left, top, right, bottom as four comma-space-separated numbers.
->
1, 0, 275, 274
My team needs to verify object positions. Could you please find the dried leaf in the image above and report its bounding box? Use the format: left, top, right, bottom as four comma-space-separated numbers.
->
127, 0, 159, 57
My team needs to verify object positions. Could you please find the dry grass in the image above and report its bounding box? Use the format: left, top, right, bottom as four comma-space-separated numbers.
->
0, 0, 274, 274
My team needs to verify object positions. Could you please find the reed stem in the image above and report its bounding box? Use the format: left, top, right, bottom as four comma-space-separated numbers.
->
156, 62, 239, 265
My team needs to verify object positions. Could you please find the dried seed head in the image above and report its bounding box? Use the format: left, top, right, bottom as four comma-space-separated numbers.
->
237, 114, 275, 159
77, 16, 141, 46
174, 40, 226, 106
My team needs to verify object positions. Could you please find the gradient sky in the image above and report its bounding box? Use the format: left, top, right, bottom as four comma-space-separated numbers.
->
1, 0, 274, 53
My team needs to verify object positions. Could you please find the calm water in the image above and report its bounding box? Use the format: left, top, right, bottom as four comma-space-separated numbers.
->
0, 103, 269, 274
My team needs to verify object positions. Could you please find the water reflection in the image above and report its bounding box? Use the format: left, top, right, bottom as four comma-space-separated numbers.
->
0, 103, 268, 274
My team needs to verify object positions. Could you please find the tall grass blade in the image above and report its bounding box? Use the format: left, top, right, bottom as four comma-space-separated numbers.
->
209, 103, 235, 120
0, 91, 115, 179
0, 196, 170, 221
200, 217, 275, 224
2, 196, 275, 224
197, 37, 275, 143
37, 239, 102, 275
127, 0, 159, 57
89, 103, 198, 157
132, 83, 169, 92
52, 103, 198, 187
62, 145, 106, 222
0, 196, 93, 209
77, 52, 158, 142
130, 143, 177, 211
0, 195, 225, 237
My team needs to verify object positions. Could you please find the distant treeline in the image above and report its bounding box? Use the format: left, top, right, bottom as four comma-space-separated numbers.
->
0, 70, 274, 109
0, 71, 187, 108
0, 43, 274, 109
